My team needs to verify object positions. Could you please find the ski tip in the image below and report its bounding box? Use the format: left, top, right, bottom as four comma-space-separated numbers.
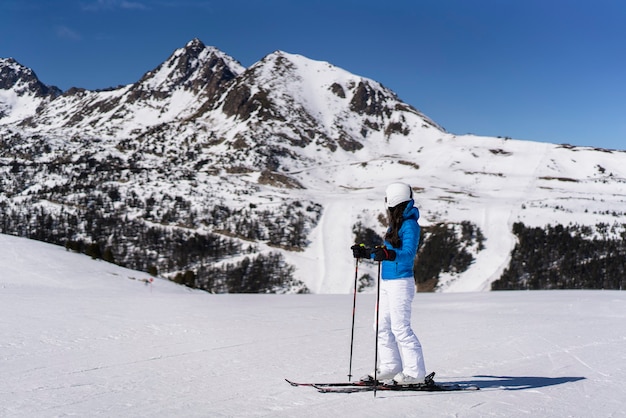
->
285, 379, 299, 387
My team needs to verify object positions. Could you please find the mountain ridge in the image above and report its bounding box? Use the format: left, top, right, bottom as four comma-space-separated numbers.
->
1, 39, 625, 293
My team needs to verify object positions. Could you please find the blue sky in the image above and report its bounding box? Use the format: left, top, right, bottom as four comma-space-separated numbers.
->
2, 0, 625, 150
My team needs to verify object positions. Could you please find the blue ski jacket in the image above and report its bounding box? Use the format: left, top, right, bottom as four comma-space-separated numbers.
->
373, 200, 421, 280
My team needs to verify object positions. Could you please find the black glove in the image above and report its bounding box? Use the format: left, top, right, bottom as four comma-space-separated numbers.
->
351, 244, 371, 259
372, 246, 396, 261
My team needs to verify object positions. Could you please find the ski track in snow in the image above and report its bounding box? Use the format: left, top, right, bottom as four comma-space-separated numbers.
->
442, 142, 552, 292
317, 199, 357, 293
1, 234, 626, 417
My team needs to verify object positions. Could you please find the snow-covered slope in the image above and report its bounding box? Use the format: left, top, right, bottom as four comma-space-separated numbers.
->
1, 233, 625, 417
284, 135, 626, 293
2, 39, 626, 294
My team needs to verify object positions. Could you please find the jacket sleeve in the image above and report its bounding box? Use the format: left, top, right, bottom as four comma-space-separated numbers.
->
395, 220, 420, 263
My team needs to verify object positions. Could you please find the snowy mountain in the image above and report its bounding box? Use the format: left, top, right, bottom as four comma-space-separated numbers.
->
2, 233, 625, 417
13, 39, 244, 137
0, 57, 61, 123
1, 39, 626, 293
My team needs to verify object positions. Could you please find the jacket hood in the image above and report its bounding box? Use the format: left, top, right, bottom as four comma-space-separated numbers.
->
403, 199, 420, 221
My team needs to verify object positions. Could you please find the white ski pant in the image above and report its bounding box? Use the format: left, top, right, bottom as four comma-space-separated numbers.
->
376, 278, 426, 379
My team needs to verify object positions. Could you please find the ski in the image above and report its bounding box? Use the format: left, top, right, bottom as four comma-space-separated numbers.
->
285, 378, 376, 388
286, 372, 435, 388
314, 381, 479, 393
287, 372, 479, 393
314, 385, 374, 393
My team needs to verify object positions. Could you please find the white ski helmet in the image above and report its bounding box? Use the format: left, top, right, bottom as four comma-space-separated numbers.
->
385, 182, 413, 208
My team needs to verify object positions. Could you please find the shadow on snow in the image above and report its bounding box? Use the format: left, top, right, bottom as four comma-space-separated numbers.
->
460, 375, 586, 391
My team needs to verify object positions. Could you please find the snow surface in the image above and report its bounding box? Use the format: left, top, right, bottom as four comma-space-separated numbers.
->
1, 233, 625, 417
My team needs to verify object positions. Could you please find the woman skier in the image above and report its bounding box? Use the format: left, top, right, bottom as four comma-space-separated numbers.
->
351, 182, 427, 384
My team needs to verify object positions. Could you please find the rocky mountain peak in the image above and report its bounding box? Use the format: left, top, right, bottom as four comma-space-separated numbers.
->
132, 40, 242, 98
1, 40, 250, 135
0, 58, 62, 122
0, 57, 61, 98
213, 48, 442, 161
183, 37, 207, 54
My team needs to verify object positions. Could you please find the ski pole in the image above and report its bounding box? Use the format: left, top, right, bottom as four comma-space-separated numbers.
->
347, 258, 359, 381
373, 260, 382, 397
